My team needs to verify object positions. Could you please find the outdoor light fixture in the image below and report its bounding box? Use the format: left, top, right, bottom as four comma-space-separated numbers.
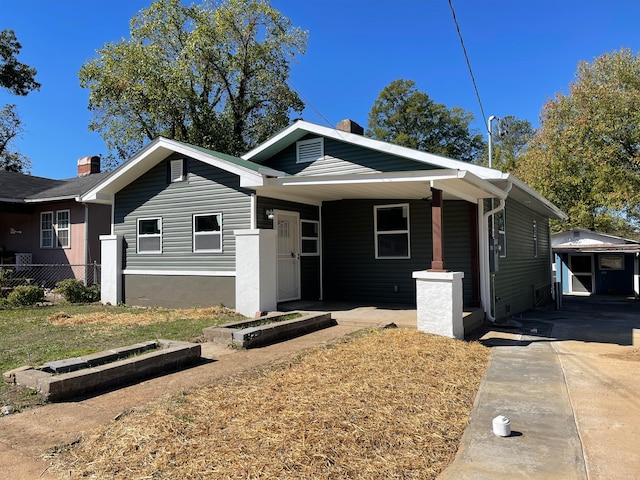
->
265, 209, 274, 220
9, 228, 22, 235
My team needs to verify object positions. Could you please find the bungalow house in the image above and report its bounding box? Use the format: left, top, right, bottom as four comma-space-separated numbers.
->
82, 120, 566, 338
0, 157, 111, 285
552, 228, 640, 297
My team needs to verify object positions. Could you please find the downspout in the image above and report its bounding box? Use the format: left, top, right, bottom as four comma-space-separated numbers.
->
480, 181, 512, 322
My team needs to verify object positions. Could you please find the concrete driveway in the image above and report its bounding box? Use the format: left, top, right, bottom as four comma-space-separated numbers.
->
440, 295, 640, 479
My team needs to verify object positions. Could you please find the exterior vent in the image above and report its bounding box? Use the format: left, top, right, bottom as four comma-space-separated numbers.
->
170, 159, 185, 182
296, 138, 324, 164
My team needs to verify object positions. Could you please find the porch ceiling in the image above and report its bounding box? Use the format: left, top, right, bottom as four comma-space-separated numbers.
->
255, 170, 507, 206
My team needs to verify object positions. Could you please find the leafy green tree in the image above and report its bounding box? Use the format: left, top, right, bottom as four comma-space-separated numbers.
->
79, 0, 307, 164
516, 48, 640, 236
480, 115, 533, 171
366, 79, 484, 162
0, 29, 40, 172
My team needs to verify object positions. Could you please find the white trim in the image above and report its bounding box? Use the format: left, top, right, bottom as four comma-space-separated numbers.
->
40, 211, 53, 248
122, 269, 236, 277
244, 120, 503, 178
374, 203, 411, 260
192, 212, 223, 253
80, 137, 282, 202
137, 217, 162, 254
56, 209, 71, 249
300, 219, 320, 256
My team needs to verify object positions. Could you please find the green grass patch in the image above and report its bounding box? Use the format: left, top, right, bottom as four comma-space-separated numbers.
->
0, 304, 240, 411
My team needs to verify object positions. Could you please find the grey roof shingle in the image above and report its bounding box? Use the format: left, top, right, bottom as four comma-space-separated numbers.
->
0, 170, 110, 202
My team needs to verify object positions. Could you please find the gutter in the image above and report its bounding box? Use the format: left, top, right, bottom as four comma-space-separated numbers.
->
479, 181, 513, 322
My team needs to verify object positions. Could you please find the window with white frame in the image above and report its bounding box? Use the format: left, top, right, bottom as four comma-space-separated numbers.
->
193, 213, 222, 253
40, 211, 53, 248
56, 210, 70, 248
496, 210, 507, 258
137, 218, 162, 253
301, 220, 319, 255
40, 210, 70, 248
296, 137, 324, 163
533, 220, 538, 257
374, 204, 410, 259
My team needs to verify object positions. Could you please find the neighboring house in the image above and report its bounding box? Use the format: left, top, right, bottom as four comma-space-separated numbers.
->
82, 120, 566, 336
0, 157, 111, 284
552, 229, 640, 297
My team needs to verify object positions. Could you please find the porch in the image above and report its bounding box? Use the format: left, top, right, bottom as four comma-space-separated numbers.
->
277, 300, 486, 337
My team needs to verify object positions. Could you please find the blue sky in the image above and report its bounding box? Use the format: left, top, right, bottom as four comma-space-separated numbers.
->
2, 1, 639, 179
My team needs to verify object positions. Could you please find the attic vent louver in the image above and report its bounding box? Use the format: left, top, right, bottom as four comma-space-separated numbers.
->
296, 138, 324, 164
170, 159, 185, 182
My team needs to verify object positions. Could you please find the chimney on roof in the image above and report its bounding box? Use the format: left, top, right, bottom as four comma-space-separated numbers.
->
337, 119, 364, 135
77, 156, 101, 177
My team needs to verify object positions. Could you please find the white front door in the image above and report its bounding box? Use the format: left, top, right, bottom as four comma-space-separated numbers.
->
276, 211, 301, 302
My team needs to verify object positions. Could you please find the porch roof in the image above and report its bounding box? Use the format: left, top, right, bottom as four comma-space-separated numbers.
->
253, 169, 507, 205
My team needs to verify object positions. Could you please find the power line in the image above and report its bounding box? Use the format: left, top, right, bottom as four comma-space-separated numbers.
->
447, 0, 487, 128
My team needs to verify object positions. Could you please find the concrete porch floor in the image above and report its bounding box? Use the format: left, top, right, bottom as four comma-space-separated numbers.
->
277, 300, 485, 335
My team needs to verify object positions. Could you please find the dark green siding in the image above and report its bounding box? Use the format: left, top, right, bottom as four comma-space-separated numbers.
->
322, 199, 474, 305
493, 199, 553, 319
263, 135, 435, 175
114, 154, 252, 272
256, 196, 321, 300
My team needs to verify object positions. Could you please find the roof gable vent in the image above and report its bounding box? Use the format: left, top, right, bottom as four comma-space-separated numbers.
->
296, 137, 324, 164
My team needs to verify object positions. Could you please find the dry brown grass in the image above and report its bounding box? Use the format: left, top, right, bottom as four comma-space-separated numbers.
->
48, 306, 240, 328
53, 328, 490, 479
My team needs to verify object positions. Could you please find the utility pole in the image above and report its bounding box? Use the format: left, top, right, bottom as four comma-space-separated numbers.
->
487, 115, 498, 168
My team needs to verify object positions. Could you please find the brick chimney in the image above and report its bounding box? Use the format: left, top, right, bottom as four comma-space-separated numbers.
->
337, 119, 364, 135
77, 156, 101, 177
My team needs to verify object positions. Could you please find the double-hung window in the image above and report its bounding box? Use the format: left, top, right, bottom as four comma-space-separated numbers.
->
374, 204, 410, 259
40, 210, 70, 248
40, 212, 54, 248
301, 220, 319, 256
193, 213, 222, 253
137, 218, 162, 253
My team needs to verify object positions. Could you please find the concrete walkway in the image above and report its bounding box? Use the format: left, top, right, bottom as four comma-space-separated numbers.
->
440, 296, 640, 479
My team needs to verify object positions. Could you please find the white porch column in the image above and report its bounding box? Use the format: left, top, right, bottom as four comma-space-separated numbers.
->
100, 234, 122, 305
413, 270, 465, 339
235, 229, 277, 318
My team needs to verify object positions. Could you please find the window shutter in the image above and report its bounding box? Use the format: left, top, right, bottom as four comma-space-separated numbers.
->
296, 138, 324, 163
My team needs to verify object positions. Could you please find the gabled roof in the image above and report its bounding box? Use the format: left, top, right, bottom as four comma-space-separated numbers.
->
552, 228, 640, 252
243, 120, 567, 220
81, 137, 283, 204
0, 169, 110, 203
242, 120, 503, 179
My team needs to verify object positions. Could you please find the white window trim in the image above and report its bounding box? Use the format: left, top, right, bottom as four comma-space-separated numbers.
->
137, 217, 163, 254
56, 209, 71, 249
374, 203, 411, 260
296, 137, 324, 163
300, 219, 320, 257
193, 213, 223, 253
40, 211, 53, 248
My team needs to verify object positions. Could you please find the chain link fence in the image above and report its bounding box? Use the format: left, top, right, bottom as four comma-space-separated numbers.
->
0, 263, 100, 297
